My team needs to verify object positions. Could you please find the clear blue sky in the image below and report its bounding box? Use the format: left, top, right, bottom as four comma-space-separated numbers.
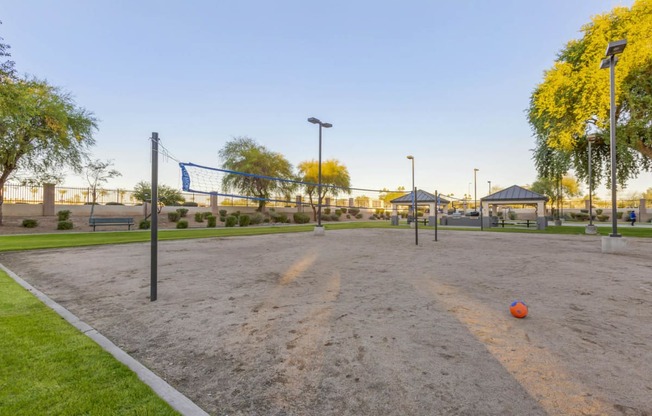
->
3, 0, 647, 200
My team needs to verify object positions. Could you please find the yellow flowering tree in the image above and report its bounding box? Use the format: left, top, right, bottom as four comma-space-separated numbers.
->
528, 0, 652, 188
297, 159, 351, 220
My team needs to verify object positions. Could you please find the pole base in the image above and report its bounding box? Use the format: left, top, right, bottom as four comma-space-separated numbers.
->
601, 235, 626, 253
313, 225, 325, 236
585, 224, 598, 235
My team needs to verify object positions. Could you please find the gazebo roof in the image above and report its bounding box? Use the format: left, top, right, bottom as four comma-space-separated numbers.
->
482, 185, 548, 202
390, 190, 449, 204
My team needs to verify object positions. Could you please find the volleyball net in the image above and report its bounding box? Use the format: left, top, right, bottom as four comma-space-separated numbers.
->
179, 162, 408, 211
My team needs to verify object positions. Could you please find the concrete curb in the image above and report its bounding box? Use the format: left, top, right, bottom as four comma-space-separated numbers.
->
0, 263, 209, 416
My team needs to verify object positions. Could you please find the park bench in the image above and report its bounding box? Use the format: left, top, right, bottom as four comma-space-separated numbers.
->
89, 217, 134, 231
495, 219, 536, 228
407, 216, 428, 225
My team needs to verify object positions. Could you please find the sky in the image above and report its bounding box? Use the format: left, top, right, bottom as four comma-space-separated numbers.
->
2, 0, 648, 201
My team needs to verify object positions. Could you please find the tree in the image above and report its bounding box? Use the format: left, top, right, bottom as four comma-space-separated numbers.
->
0, 77, 97, 225
0, 21, 15, 79
132, 181, 185, 214
297, 159, 351, 220
218, 137, 294, 211
379, 187, 409, 205
530, 176, 582, 218
83, 159, 121, 211
642, 187, 652, 200
528, 0, 652, 189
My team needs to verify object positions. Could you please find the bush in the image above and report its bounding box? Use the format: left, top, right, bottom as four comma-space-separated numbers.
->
346, 214, 351, 219
194, 212, 204, 222
335, 209, 342, 217
320, 214, 331, 221
202, 211, 212, 219
596, 209, 603, 215
293, 212, 311, 224
219, 209, 228, 217
330, 214, 340, 221
597, 215, 609, 222
617, 212, 623, 219
341, 208, 347, 214
324, 208, 331, 215
219, 216, 226, 222
225, 216, 238, 227
270, 211, 288, 223
250, 213, 264, 225
176, 208, 189, 217
139, 219, 151, 229
168, 212, 180, 222
508, 212, 517, 220
369, 215, 376, 220
176, 220, 189, 229
575, 213, 589, 221
22, 219, 38, 228
182, 201, 199, 207
239, 215, 251, 227
105, 202, 124, 205
57, 220, 73, 230
580, 209, 588, 214
207, 216, 217, 227
348, 208, 360, 216
355, 213, 363, 219
57, 210, 71, 221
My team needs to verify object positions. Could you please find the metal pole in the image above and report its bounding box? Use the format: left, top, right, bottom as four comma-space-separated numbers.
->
588, 139, 594, 226
317, 124, 322, 228
609, 55, 620, 237
434, 190, 438, 242
414, 186, 418, 246
488, 181, 491, 195
474, 169, 477, 211
151, 132, 159, 302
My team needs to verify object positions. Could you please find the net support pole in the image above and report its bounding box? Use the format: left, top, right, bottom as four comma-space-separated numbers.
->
434, 190, 438, 242
414, 186, 418, 246
151, 132, 159, 302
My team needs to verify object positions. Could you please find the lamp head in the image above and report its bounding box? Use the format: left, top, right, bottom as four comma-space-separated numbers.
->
474, 168, 479, 172
407, 155, 414, 160
322, 122, 332, 128
307, 117, 320, 124
605, 39, 627, 57
587, 134, 598, 143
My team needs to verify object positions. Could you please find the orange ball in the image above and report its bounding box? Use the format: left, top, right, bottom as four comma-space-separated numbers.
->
510, 301, 528, 318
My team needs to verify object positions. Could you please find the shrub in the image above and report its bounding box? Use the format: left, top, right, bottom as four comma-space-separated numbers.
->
176, 208, 189, 217
617, 212, 623, 219
335, 209, 342, 217
580, 209, 589, 214
57, 210, 71, 221
340, 208, 347, 214
346, 214, 351, 219
575, 213, 589, 221
320, 214, 331, 221
182, 201, 199, 207
250, 213, 264, 225
369, 215, 376, 220
202, 211, 212, 219
596, 209, 603, 215
219, 216, 226, 222
22, 219, 38, 228
207, 216, 217, 227
324, 208, 331, 215
508, 212, 517, 220
375, 209, 384, 215
270, 211, 288, 223
330, 214, 340, 221
139, 219, 151, 229
239, 215, 251, 227
293, 212, 311, 224
348, 208, 360, 216
497, 212, 503, 218
597, 215, 609, 222
232, 210, 241, 219
225, 215, 238, 227
176, 220, 189, 229
105, 202, 124, 205
355, 213, 363, 219
194, 212, 204, 222
168, 212, 180, 222
57, 220, 73, 230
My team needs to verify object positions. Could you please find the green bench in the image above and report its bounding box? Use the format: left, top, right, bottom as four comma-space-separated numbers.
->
89, 217, 134, 231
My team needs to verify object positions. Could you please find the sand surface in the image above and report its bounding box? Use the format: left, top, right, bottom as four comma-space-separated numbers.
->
2, 228, 652, 415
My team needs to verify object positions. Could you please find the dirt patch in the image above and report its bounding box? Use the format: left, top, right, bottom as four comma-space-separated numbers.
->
1, 229, 652, 415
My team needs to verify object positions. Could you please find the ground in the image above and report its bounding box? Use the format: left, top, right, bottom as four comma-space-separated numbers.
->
1, 229, 651, 415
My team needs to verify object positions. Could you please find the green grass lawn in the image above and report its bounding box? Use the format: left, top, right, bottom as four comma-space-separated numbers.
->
0, 270, 179, 415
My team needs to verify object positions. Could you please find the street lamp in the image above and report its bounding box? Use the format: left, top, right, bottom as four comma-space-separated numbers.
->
308, 117, 332, 233
586, 134, 598, 235
473, 168, 479, 211
487, 180, 492, 195
407, 155, 417, 245
600, 39, 626, 238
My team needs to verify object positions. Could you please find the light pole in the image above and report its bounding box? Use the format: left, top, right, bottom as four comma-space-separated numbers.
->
308, 117, 332, 233
407, 155, 417, 245
487, 180, 492, 195
586, 134, 597, 234
600, 39, 626, 238
473, 168, 479, 211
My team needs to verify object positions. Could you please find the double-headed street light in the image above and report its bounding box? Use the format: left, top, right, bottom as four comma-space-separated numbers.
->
308, 117, 332, 231
600, 39, 626, 238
